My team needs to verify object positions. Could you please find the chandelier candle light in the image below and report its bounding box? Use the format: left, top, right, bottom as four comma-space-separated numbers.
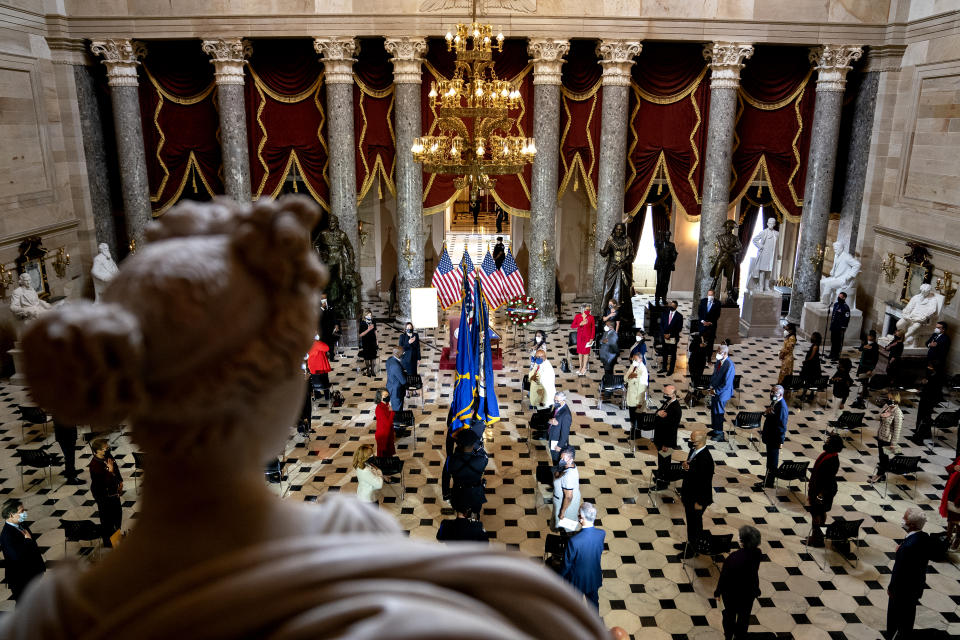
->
411, 18, 535, 197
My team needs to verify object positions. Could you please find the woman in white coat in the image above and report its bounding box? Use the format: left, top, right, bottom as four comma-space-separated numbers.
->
353, 444, 383, 504
528, 349, 556, 415
625, 352, 649, 435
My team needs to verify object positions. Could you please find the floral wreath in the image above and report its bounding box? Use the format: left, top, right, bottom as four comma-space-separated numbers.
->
505, 295, 539, 326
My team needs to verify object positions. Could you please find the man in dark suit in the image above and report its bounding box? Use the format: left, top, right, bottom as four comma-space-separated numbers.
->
660, 300, 683, 376
676, 429, 714, 558
887, 507, 931, 639
653, 384, 682, 490
560, 501, 606, 609
697, 289, 722, 352
599, 321, 619, 376
0, 499, 45, 601
909, 362, 943, 445
319, 296, 341, 359
470, 197, 481, 225
828, 292, 850, 361
492, 236, 506, 269
926, 320, 950, 371
53, 420, 84, 485
385, 347, 407, 411
547, 391, 572, 465
448, 429, 488, 516
756, 384, 789, 488
495, 206, 507, 234
708, 344, 736, 442
715, 525, 763, 640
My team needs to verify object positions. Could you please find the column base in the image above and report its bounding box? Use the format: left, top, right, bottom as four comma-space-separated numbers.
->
340, 320, 359, 350
799, 302, 863, 346
739, 291, 782, 338
528, 315, 559, 332
8, 343, 27, 387
716, 305, 741, 345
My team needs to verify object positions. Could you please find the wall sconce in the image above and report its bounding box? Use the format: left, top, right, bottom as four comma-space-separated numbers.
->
358, 220, 368, 248
880, 252, 899, 284
52, 247, 70, 278
936, 271, 957, 306
0, 263, 14, 298
809, 243, 825, 270
128, 239, 137, 254
401, 237, 414, 268
537, 239, 551, 267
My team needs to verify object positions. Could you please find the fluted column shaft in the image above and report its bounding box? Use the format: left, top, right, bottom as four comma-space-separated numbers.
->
386, 38, 428, 323
315, 37, 360, 256
593, 40, 641, 313
202, 38, 252, 202
526, 38, 568, 331
91, 39, 151, 251
787, 44, 863, 323
693, 43, 754, 304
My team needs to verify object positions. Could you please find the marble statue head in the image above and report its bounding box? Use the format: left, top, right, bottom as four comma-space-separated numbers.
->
766, 217, 776, 229
18, 272, 31, 289
98, 242, 111, 256
832, 239, 845, 255
613, 222, 626, 238
21, 196, 327, 458
919, 283, 933, 296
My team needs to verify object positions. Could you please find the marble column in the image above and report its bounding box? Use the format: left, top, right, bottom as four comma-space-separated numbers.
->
593, 39, 641, 313
91, 39, 151, 251
526, 38, 569, 331
385, 37, 428, 324
314, 37, 360, 257
787, 45, 863, 324
693, 43, 754, 304
202, 38, 252, 202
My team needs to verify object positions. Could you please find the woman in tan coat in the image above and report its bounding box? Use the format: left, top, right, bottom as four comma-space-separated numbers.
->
869, 391, 904, 483
778, 322, 797, 385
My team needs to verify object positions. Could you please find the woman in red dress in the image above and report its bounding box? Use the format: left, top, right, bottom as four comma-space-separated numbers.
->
571, 303, 595, 376
374, 388, 395, 458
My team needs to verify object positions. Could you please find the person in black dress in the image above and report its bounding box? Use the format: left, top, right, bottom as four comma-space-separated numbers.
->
829, 357, 853, 416
885, 329, 905, 389
89, 438, 123, 547
850, 330, 879, 409
807, 434, 842, 547
798, 332, 822, 404
398, 322, 421, 376
358, 310, 378, 376
687, 333, 710, 403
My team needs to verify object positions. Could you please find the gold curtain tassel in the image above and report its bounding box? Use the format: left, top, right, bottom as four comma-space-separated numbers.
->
191, 165, 198, 194
377, 175, 382, 200
573, 171, 579, 192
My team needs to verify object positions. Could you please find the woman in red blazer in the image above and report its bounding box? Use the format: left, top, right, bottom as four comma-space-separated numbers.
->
571, 304, 595, 376
374, 388, 396, 458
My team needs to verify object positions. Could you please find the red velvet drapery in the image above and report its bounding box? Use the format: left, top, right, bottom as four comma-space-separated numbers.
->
245, 39, 329, 208
139, 41, 222, 215
421, 38, 532, 216
354, 38, 395, 203
730, 46, 815, 222
558, 39, 601, 209
624, 43, 710, 221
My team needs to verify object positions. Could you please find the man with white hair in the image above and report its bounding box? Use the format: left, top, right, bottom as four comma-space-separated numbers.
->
707, 344, 736, 443
887, 507, 931, 639
756, 385, 789, 489
547, 391, 571, 465
560, 502, 605, 610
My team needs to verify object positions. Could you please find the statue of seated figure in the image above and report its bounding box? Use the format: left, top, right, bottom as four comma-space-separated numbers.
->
820, 240, 861, 309
3, 197, 606, 639
896, 283, 943, 347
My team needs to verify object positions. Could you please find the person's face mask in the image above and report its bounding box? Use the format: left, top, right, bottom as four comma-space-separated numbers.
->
901, 522, 910, 532
17, 511, 27, 523
365, 316, 372, 322
687, 440, 696, 449
382, 395, 390, 403
535, 336, 542, 343
534, 357, 543, 365
707, 296, 714, 303
633, 359, 641, 367
934, 327, 942, 334
635, 336, 642, 342
715, 353, 723, 361
406, 328, 413, 334
837, 297, 844, 303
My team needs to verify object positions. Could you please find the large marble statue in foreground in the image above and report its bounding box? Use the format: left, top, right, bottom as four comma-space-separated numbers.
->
3, 197, 605, 639
897, 283, 943, 347
820, 240, 861, 308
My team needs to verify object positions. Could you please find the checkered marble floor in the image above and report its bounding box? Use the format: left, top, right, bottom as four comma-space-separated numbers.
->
3, 297, 960, 639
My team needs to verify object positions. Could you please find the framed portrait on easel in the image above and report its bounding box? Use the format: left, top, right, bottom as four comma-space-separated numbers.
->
14, 236, 51, 299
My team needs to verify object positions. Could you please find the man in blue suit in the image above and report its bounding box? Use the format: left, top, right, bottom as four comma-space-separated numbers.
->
708, 344, 735, 442
887, 507, 931, 639
385, 347, 407, 411
697, 289, 722, 353
560, 501, 605, 609
756, 384, 789, 488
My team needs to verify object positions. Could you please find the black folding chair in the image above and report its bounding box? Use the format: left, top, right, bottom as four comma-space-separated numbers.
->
774, 460, 809, 500
931, 410, 959, 444
648, 461, 683, 508
801, 375, 829, 408
732, 374, 742, 408
733, 411, 763, 451
372, 455, 405, 503
309, 373, 330, 402
820, 517, 863, 569
880, 455, 921, 499
17, 447, 58, 490
630, 413, 657, 454
60, 519, 102, 558
18, 405, 50, 441
682, 532, 734, 582
393, 409, 415, 446
132, 451, 145, 492
598, 374, 626, 410
406, 374, 424, 408
687, 375, 712, 408
827, 411, 865, 450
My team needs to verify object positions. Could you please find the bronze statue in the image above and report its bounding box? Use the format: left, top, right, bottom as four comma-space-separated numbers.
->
710, 219, 742, 305
316, 214, 361, 319
599, 222, 635, 319
654, 230, 678, 307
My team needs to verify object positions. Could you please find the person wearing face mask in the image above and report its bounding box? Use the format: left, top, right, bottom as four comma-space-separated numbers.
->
625, 353, 649, 437
778, 322, 797, 385
925, 320, 950, 372
530, 330, 547, 359
385, 347, 407, 412
89, 437, 123, 547
675, 429, 714, 557
707, 345, 735, 442
0, 499, 45, 601
599, 321, 620, 376
887, 507, 931, 640
884, 329, 905, 389
603, 300, 620, 334
374, 388, 396, 458
358, 310, 378, 376
528, 349, 556, 418
806, 435, 843, 547
850, 330, 879, 409
630, 329, 647, 366
909, 362, 943, 445
652, 384, 682, 490
547, 392, 571, 465
659, 301, 683, 376
571, 304, 595, 376
827, 292, 850, 361
697, 289, 722, 353
687, 333, 710, 405
318, 295, 341, 360
756, 385, 789, 489
868, 391, 903, 484
398, 322, 421, 377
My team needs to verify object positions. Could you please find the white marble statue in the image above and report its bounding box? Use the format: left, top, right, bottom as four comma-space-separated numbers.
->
896, 283, 944, 347
747, 217, 779, 293
3, 197, 606, 640
91, 242, 119, 302
9, 272, 52, 324
820, 240, 861, 308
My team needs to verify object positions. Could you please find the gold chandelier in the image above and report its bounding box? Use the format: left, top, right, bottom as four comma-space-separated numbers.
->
411, 17, 536, 196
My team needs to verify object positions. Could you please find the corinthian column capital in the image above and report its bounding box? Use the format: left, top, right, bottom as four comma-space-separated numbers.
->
703, 42, 754, 90
314, 37, 358, 84
596, 40, 642, 87
90, 39, 147, 87
385, 37, 428, 84
201, 38, 251, 86
527, 38, 569, 86
810, 44, 864, 92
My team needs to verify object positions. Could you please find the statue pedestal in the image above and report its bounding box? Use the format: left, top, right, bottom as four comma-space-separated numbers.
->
716, 305, 741, 345
8, 341, 27, 386
800, 302, 863, 346
340, 318, 358, 349
739, 291, 781, 338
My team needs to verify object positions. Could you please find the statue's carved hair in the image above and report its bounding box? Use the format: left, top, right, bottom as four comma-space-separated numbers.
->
23, 196, 327, 446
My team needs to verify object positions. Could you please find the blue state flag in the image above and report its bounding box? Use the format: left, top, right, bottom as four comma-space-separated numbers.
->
474, 277, 500, 426
450, 268, 477, 433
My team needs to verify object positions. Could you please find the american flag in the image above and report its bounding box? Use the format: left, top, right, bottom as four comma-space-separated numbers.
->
500, 247, 525, 299
479, 250, 509, 310
460, 250, 477, 290
431, 246, 463, 309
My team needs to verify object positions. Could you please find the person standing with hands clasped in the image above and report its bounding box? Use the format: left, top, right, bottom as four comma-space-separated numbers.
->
828, 292, 850, 361
660, 301, 683, 376
707, 345, 735, 443
571, 304, 594, 376
374, 389, 396, 458
553, 446, 581, 531
697, 289, 722, 353
676, 429, 714, 557
0, 499, 45, 601
756, 385, 788, 489
560, 502, 605, 610
868, 391, 903, 484
528, 349, 556, 418
625, 353, 649, 437
715, 525, 763, 640
358, 310, 378, 376
548, 391, 572, 465
398, 322, 420, 377
653, 384, 682, 490
89, 437, 123, 547
807, 435, 843, 547
887, 507, 931, 640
